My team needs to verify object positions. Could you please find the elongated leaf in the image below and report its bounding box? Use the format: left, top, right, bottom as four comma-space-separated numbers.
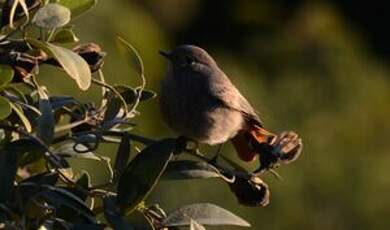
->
116, 37, 144, 76
21, 172, 59, 185
104, 196, 135, 230
19, 183, 96, 223
103, 96, 122, 122
37, 88, 55, 145
9, 102, 32, 132
190, 219, 206, 230
58, 0, 97, 19
50, 95, 78, 109
27, 38, 91, 91
51, 28, 79, 43
54, 142, 101, 161
114, 133, 131, 176
0, 65, 14, 90
163, 160, 221, 180
0, 96, 11, 120
33, 3, 71, 28
117, 138, 176, 213
162, 203, 251, 227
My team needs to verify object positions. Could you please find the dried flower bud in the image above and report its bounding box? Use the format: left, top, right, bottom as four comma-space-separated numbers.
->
276, 131, 303, 164
229, 175, 270, 207
73, 43, 106, 72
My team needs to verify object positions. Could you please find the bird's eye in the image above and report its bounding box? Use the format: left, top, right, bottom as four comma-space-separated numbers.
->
185, 56, 195, 65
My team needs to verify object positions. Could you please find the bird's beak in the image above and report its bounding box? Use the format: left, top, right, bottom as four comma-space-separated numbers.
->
159, 50, 172, 60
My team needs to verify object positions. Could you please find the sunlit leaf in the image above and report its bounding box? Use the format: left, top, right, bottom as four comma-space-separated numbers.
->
163, 160, 221, 180
33, 3, 71, 29
0, 96, 12, 120
27, 38, 91, 91
190, 219, 206, 230
117, 138, 176, 214
57, 0, 97, 19
9, 102, 32, 132
54, 142, 101, 161
162, 203, 251, 227
51, 28, 80, 43
0, 65, 14, 90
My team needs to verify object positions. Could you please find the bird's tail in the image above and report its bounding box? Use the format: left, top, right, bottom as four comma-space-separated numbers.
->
231, 125, 303, 166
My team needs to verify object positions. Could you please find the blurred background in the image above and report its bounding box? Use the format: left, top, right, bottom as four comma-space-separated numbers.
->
42, 0, 390, 229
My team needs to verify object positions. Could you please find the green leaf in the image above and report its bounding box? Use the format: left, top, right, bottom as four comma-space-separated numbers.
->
163, 160, 221, 180
103, 196, 135, 230
162, 203, 251, 227
116, 36, 144, 76
9, 102, 32, 132
0, 96, 11, 120
51, 28, 80, 43
54, 142, 101, 161
19, 183, 97, 223
37, 88, 55, 145
57, 0, 97, 19
33, 3, 71, 29
0, 65, 14, 90
21, 172, 59, 185
190, 219, 206, 230
27, 38, 91, 91
117, 138, 176, 214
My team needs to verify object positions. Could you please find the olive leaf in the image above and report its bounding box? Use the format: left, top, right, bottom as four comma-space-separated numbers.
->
27, 38, 91, 91
57, 0, 97, 19
0, 65, 14, 90
163, 160, 221, 180
18, 183, 97, 223
162, 203, 251, 227
190, 219, 206, 230
117, 138, 176, 214
9, 102, 32, 132
0, 96, 12, 120
33, 3, 71, 29
51, 28, 80, 43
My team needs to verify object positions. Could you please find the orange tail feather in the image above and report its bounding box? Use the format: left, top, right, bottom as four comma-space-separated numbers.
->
231, 125, 276, 162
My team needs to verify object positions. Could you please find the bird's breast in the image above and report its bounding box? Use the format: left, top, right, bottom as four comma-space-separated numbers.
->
160, 73, 244, 145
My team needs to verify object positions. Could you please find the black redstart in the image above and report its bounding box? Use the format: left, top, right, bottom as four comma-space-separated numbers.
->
159, 45, 302, 163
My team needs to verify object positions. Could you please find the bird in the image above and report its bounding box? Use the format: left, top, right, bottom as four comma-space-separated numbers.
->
159, 45, 302, 166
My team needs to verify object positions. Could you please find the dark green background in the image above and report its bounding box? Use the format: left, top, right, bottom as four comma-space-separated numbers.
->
39, 1, 390, 229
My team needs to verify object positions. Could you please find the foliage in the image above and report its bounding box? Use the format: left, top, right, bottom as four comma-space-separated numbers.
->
0, 1, 302, 229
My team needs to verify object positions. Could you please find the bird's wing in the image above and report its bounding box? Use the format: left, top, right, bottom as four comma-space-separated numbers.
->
208, 70, 262, 126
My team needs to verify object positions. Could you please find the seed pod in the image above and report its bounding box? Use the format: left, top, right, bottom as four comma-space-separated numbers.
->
73, 43, 106, 72
229, 175, 270, 207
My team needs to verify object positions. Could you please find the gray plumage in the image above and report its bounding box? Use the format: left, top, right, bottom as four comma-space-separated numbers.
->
159, 45, 261, 145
